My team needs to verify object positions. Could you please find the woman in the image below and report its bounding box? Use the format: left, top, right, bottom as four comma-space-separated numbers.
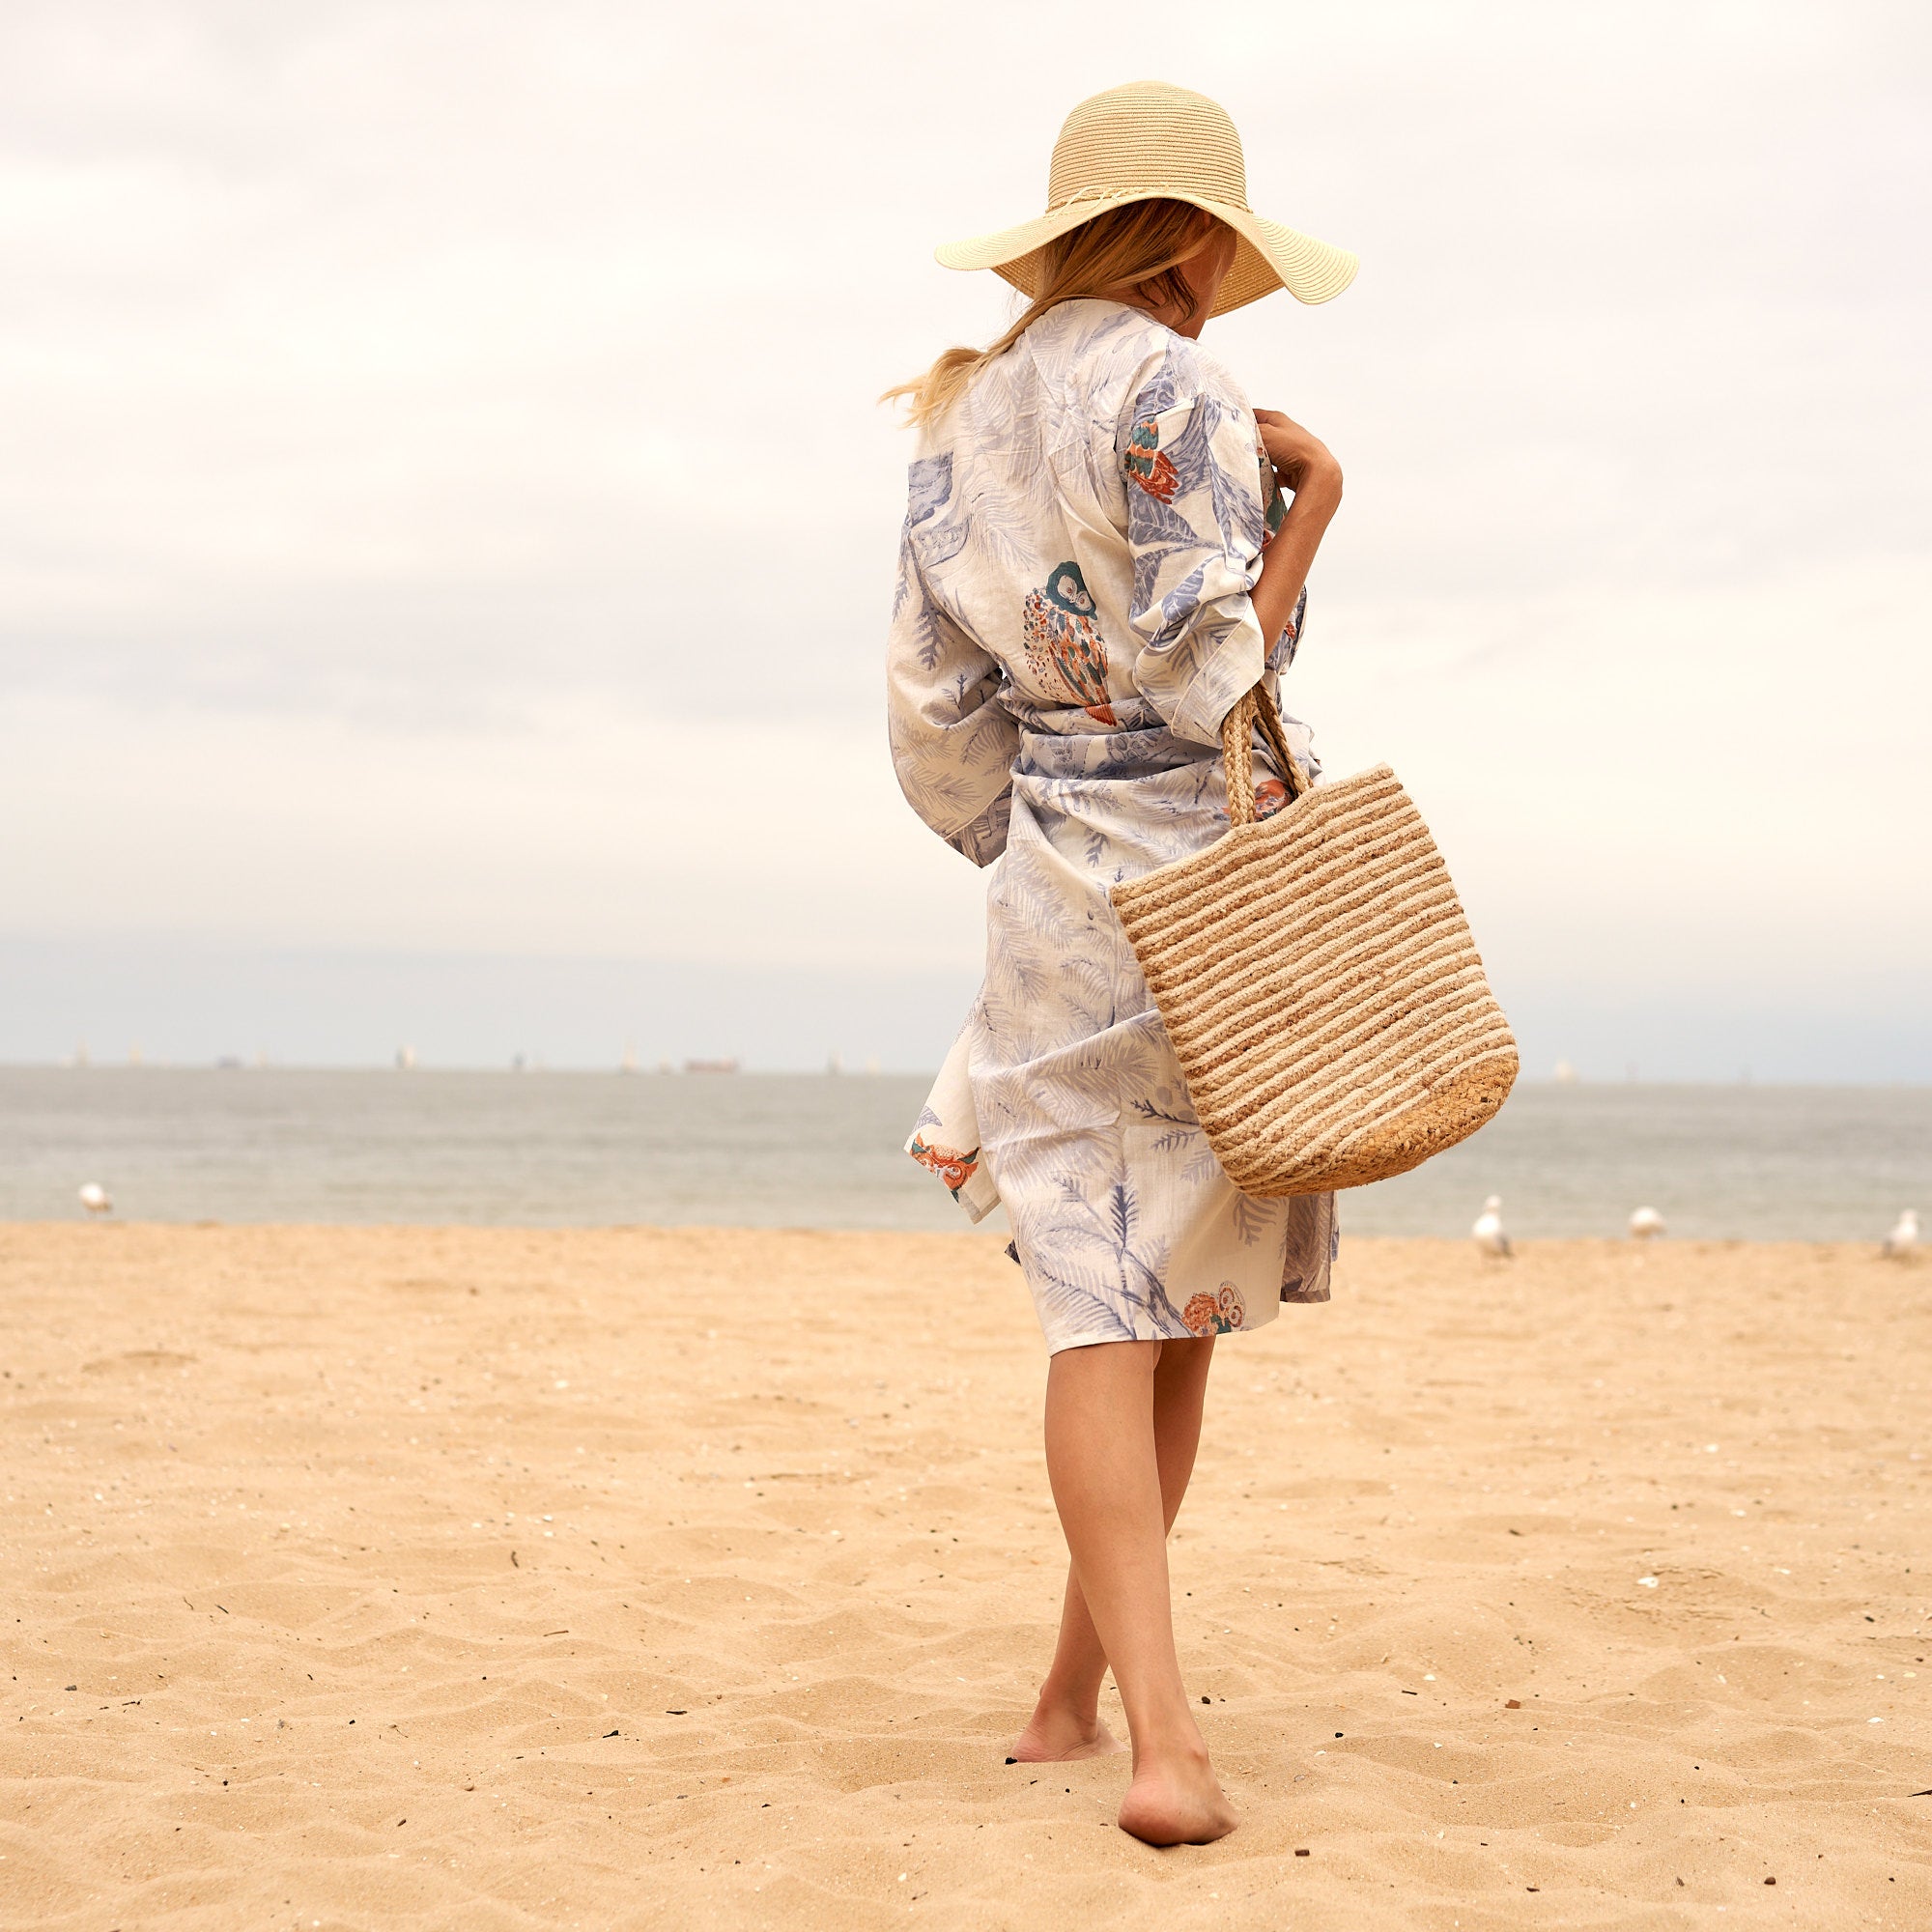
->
886, 82, 1354, 1846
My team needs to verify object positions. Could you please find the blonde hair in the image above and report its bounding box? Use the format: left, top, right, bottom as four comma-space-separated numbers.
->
884, 199, 1223, 428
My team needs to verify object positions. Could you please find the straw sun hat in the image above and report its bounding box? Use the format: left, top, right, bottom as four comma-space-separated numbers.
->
936, 81, 1357, 318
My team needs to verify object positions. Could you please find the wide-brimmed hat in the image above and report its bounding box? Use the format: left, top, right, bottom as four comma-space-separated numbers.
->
935, 81, 1357, 318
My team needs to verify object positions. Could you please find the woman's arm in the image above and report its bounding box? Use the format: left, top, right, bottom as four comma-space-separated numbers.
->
1250, 410, 1343, 651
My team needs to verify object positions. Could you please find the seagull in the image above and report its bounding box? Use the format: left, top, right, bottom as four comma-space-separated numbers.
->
1883, 1209, 1918, 1261
1629, 1206, 1665, 1240
78, 1182, 112, 1218
1472, 1194, 1512, 1258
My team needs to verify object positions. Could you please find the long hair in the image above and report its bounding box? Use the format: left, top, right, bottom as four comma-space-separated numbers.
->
884, 198, 1223, 428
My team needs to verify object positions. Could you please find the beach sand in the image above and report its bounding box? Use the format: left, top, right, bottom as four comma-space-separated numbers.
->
3, 1225, 1927, 1929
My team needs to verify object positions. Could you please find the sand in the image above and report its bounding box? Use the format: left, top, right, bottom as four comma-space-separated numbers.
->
2, 1225, 1928, 1929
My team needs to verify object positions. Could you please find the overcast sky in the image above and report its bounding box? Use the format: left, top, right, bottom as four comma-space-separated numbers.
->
1, 0, 1927, 1073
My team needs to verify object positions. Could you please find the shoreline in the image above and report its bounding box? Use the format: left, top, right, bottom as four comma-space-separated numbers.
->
0, 1220, 1915, 1248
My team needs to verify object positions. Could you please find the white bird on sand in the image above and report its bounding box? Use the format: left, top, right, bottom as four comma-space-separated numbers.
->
78, 1182, 112, 1218
1883, 1209, 1918, 1261
1472, 1195, 1512, 1258
1629, 1206, 1665, 1240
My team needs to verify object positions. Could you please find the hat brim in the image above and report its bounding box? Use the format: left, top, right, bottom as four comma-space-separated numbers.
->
935, 193, 1357, 317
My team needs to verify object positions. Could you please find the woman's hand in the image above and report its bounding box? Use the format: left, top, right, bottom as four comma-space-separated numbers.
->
1254, 408, 1342, 503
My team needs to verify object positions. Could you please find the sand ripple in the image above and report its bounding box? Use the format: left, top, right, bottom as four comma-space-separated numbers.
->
2, 1225, 1928, 1926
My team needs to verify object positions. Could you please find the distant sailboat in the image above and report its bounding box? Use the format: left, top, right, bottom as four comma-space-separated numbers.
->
1883, 1209, 1918, 1261
1629, 1206, 1665, 1240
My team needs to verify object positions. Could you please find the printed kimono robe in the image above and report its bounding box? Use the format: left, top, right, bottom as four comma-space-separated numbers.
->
887, 298, 1336, 1353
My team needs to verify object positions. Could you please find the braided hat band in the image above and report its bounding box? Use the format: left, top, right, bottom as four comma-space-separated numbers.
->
935, 81, 1357, 317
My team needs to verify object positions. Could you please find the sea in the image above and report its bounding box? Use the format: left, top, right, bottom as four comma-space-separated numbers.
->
0, 1067, 1925, 1241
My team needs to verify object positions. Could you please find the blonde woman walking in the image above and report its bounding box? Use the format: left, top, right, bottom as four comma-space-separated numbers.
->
887, 83, 1355, 1845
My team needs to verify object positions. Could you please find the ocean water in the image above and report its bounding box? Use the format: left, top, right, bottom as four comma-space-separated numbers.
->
0, 1068, 1924, 1241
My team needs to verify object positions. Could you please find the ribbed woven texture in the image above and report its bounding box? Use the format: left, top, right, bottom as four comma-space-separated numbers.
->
1109, 724, 1519, 1196
1046, 83, 1250, 212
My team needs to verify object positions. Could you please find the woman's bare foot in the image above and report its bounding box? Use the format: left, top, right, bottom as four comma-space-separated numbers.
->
1116, 1747, 1238, 1846
1007, 1699, 1127, 1763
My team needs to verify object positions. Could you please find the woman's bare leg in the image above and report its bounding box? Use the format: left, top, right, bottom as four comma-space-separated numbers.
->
1011, 1336, 1235, 1845
1010, 1337, 1214, 1760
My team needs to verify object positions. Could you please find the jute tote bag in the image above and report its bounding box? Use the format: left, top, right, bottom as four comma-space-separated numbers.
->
1109, 685, 1518, 1195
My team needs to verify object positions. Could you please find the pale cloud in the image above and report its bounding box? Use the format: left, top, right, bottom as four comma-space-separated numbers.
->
0, 0, 1925, 1070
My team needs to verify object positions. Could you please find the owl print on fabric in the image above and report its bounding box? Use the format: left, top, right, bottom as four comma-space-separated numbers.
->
1022, 560, 1117, 725
1123, 417, 1179, 503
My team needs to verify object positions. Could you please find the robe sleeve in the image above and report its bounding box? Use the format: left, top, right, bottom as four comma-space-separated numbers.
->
1117, 376, 1270, 749
885, 523, 1020, 867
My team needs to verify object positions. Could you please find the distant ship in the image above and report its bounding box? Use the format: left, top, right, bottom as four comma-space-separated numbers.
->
682, 1058, 740, 1074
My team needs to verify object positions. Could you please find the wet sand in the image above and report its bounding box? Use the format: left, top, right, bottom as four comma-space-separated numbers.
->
2, 1225, 1927, 1928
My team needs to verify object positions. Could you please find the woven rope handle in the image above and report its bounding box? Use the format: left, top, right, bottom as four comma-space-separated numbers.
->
1220, 681, 1310, 827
